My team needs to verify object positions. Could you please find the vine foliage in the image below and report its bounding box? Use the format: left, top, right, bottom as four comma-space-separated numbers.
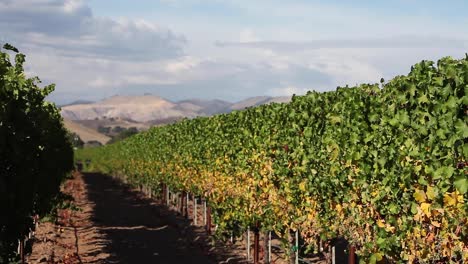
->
77, 55, 467, 263
0, 44, 74, 262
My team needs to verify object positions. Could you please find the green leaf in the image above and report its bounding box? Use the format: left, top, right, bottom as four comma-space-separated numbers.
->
303, 127, 312, 138
3, 43, 19, 53
418, 94, 429, 104
388, 203, 400, 214
433, 77, 444, 86
454, 120, 468, 138
444, 96, 458, 110
454, 175, 468, 194
376, 237, 386, 246
433, 166, 454, 180
411, 202, 418, 214
369, 252, 383, 264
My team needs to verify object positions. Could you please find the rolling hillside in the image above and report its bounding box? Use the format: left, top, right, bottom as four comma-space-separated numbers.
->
63, 119, 111, 145
61, 94, 292, 124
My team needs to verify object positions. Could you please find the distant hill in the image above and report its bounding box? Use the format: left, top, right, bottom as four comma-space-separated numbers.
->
59, 100, 94, 107
61, 95, 198, 122
63, 119, 111, 145
175, 99, 232, 115
60, 94, 292, 140
230, 96, 290, 110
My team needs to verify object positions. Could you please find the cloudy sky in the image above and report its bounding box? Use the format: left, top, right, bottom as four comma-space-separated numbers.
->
0, 0, 467, 104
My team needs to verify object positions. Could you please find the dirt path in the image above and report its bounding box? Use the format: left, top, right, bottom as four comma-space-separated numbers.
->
28, 172, 110, 263
82, 172, 214, 264
28, 172, 326, 264
28, 172, 215, 264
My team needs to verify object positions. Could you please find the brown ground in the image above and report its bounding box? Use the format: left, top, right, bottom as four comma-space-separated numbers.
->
27, 172, 110, 264
27, 172, 326, 264
28, 172, 215, 263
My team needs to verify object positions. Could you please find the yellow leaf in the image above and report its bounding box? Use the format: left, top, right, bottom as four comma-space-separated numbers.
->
431, 221, 441, 227
414, 164, 422, 172
456, 192, 464, 204
431, 208, 444, 217
299, 181, 306, 192
420, 202, 431, 217
336, 204, 342, 213
413, 188, 427, 203
385, 224, 395, 233
426, 186, 437, 200
443, 192, 457, 206
377, 219, 385, 228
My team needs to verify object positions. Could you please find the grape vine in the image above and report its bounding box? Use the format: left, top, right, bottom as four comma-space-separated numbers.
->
0, 44, 74, 262
77, 56, 467, 263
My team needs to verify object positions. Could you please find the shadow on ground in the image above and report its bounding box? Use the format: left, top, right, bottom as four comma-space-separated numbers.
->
82, 172, 215, 264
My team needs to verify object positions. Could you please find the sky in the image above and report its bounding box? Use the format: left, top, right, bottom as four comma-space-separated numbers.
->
0, 0, 467, 104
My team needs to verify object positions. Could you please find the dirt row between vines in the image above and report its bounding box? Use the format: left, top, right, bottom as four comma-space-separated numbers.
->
27, 172, 288, 264
27, 172, 109, 263
27, 171, 331, 263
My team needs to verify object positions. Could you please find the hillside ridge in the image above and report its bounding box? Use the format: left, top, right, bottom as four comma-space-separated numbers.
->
61, 94, 291, 123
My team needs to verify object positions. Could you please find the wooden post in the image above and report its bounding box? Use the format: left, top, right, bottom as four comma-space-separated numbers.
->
166, 186, 170, 206
348, 245, 356, 264
287, 231, 295, 264
254, 225, 260, 264
203, 200, 207, 225
193, 195, 198, 225
268, 231, 272, 264
179, 192, 185, 214
247, 227, 251, 261
168, 189, 171, 206
295, 230, 299, 264
206, 206, 212, 234
332, 246, 336, 264
20, 239, 24, 264
185, 193, 189, 218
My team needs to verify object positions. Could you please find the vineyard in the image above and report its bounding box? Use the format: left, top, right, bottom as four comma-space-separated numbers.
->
77, 56, 467, 263
0, 44, 74, 262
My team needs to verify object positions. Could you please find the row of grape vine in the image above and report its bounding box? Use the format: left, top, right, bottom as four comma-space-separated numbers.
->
0, 44, 74, 262
77, 55, 467, 263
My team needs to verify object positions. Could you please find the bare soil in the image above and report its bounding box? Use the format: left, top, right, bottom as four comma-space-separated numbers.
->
28, 172, 326, 264
27, 172, 110, 263
28, 172, 214, 263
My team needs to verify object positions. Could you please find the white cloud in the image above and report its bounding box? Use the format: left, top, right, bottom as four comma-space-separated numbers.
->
270, 85, 309, 96
165, 56, 202, 73
216, 36, 468, 50
0, 0, 186, 61
0, 0, 193, 102
305, 50, 383, 87
239, 29, 260, 43
63, 0, 84, 13
88, 77, 118, 88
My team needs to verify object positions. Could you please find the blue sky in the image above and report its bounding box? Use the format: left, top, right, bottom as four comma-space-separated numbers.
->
0, 0, 467, 104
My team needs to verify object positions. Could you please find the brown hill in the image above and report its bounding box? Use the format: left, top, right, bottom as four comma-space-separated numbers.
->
61, 95, 292, 125
61, 95, 197, 122
63, 119, 111, 145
